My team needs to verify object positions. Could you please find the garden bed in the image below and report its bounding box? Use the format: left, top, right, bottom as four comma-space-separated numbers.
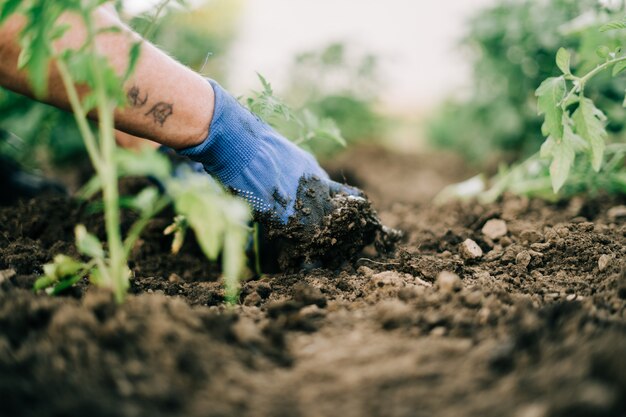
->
1, 145, 625, 417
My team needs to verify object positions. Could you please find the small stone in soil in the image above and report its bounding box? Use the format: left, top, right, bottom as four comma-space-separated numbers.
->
482, 219, 508, 240
598, 254, 612, 272
607, 205, 626, 221
0, 269, 16, 284
463, 290, 483, 307
168, 273, 182, 284
437, 271, 462, 293
460, 239, 483, 260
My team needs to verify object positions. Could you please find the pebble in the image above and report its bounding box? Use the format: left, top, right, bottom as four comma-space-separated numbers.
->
514, 403, 547, 417
607, 205, 626, 221
516, 251, 532, 269
598, 254, 612, 272
459, 239, 483, 260
437, 271, 462, 293
0, 269, 16, 284
430, 326, 447, 337
463, 290, 483, 307
371, 271, 406, 288
482, 219, 508, 239
168, 273, 182, 284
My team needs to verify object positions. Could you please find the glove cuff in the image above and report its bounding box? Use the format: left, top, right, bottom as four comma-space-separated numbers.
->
177, 79, 262, 184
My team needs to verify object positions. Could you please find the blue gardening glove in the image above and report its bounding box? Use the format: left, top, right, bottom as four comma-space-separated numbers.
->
178, 79, 361, 224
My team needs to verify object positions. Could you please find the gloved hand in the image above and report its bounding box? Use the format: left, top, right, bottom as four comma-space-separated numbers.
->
178, 79, 361, 225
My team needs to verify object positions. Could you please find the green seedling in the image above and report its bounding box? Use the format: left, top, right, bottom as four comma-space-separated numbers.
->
245, 73, 346, 147
164, 214, 188, 255
3, 1, 250, 303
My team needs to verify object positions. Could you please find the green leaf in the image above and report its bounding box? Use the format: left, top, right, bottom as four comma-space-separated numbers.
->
540, 137, 556, 159
549, 123, 577, 193
35, 254, 84, 292
52, 254, 84, 277
596, 45, 611, 59
51, 275, 82, 295
75, 225, 105, 259
174, 191, 224, 259
124, 41, 143, 82
169, 173, 251, 302
556, 48, 571, 75
116, 147, 172, 180
536, 77, 566, 140
613, 60, 626, 77
34, 276, 56, 292
0, 0, 21, 24
572, 97, 607, 171
600, 18, 626, 32
130, 186, 160, 213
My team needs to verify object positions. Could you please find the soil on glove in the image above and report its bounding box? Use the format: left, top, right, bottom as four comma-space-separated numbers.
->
0, 144, 625, 417
261, 176, 401, 271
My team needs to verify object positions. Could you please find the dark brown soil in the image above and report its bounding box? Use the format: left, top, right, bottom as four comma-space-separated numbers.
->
1, 144, 625, 417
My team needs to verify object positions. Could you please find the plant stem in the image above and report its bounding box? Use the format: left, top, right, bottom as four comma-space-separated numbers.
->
84, 9, 127, 302
123, 196, 169, 256
562, 55, 626, 105
55, 61, 103, 171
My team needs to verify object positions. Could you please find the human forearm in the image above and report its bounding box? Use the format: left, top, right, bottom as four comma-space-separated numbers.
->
0, 8, 213, 149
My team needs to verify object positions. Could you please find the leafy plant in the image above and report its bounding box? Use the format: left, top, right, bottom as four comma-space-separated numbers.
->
245, 73, 346, 148
428, 0, 626, 164
283, 42, 386, 157
436, 1, 626, 203
1, 1, 250, 303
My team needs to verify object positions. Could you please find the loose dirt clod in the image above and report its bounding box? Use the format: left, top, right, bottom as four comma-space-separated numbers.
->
460, 238, 483, 260
516, 250, 532, 269
437, 271, 462, 293
482, 219, 508, 239
262, 177, 401, 271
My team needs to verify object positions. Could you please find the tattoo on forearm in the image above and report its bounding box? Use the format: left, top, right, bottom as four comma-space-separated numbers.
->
127, 86, 148, 108
145, 102, 174, 126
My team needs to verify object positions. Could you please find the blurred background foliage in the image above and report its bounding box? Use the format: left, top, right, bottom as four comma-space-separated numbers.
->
274, 42, 387, 158
427, 0, 626, 166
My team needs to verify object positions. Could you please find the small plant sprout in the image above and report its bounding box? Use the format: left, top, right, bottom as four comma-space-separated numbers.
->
245, 73, 346, 148
2, 1, 251, 303
164, 215, 188, 255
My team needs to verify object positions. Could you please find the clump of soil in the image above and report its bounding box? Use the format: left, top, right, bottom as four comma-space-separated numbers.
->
0, 145, 625, 417
0, 288, 288, 417
260, 176, 401, 271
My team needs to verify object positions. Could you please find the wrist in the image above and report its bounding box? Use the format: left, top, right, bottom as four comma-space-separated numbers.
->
178, 79, 263, 183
